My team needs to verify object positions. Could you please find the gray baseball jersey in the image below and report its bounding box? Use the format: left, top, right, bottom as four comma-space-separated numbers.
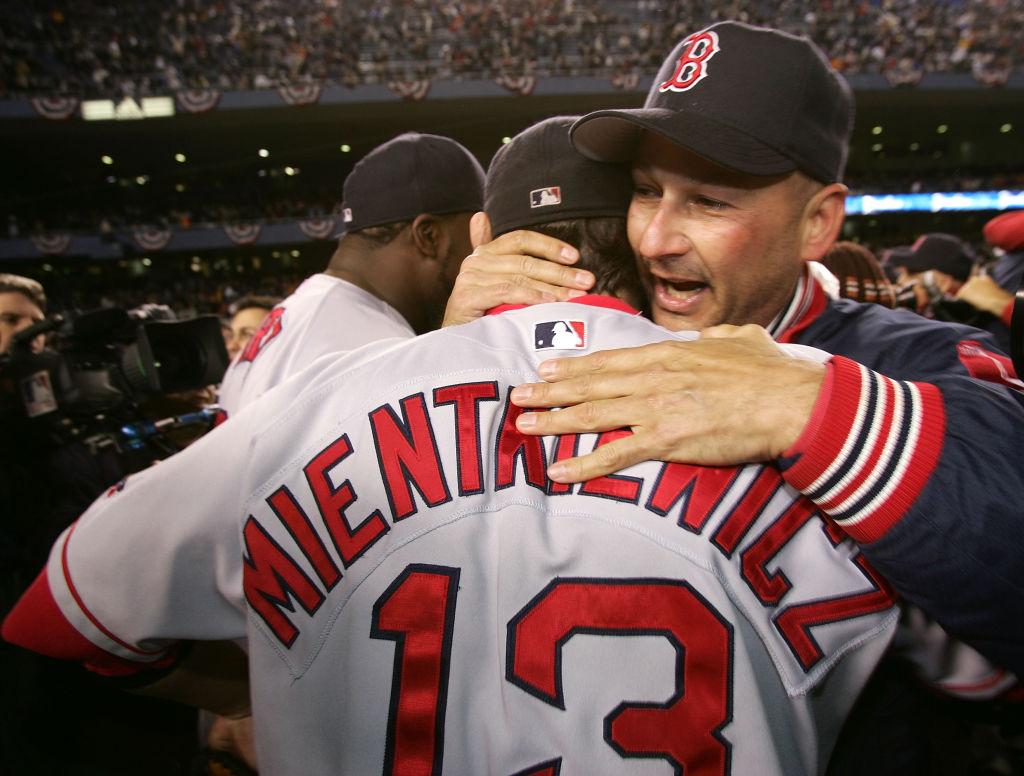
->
12, 298, 909, 775
217, 272, 414, 416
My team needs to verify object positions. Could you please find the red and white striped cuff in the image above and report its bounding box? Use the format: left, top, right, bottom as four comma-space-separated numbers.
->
781, 356, 946, 543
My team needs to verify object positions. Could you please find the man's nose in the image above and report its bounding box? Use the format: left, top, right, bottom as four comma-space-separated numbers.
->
637, 203, 691, 261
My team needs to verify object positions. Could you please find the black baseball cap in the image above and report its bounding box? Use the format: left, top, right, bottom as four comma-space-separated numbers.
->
886, 233, 977, 282
485, 115, 632, 237
570, 21, 854, 184
340, 132, 485, 232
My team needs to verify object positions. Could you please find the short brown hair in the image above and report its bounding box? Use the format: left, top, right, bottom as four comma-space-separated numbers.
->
0, 273, 46, 313
230, 294, 282, 316
531, 216, 647, 313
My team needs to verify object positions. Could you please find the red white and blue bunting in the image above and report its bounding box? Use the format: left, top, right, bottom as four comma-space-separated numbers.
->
175, 89, 222, 114
30, 234, 73, 256
30, 97, 79, 121
297, 219, 338, 241
386, 80, 431, 101
610, 72, 641, 90
224, 223, 262, 246
278, 84, 323, 106
883, 65, 924, 88
132, 228, 173, 252
972, 63, 1011, 87
494, 75, 536, 96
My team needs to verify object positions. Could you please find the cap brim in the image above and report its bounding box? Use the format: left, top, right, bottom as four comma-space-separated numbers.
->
571, 108, 797, 177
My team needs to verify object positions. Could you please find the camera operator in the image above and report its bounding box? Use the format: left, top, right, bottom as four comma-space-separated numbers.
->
0, 273, 60, 581
1, 280, 228, 774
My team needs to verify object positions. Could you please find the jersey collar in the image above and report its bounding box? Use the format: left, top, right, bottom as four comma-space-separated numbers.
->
767, 264, 830, 344
487, 295, 641, 317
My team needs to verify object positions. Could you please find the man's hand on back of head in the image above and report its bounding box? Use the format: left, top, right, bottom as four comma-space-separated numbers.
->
441, 212, 593, 327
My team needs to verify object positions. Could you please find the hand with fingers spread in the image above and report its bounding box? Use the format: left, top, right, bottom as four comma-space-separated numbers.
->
510, 324, 826, 482
442, 211, 595, 327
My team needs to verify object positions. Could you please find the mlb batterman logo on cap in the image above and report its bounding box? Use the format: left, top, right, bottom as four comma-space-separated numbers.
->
570, 21, 855, 184
484, 115, 632, 238
530, 187, 562, 208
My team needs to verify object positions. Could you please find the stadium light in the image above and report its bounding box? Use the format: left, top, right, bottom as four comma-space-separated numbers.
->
82, 97, 174, 121
847, 190, 1024, 215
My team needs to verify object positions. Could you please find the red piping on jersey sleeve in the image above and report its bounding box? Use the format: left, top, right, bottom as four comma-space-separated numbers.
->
2, 568, 176, 677
780, 356, 946, 543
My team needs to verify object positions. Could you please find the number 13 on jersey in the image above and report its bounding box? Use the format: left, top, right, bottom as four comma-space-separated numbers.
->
372, 564, 732, 776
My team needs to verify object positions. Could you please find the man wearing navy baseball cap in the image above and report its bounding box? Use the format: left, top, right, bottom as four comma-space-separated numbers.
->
218, 131, 484, 417
571, 22, 853, 185
448, 20, 1024, 701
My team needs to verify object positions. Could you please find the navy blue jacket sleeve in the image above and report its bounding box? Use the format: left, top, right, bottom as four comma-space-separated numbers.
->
781, 300, 1024, 675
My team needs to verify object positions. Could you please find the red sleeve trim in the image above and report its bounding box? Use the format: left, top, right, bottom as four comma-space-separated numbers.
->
58, 523, 169, 660
2, 568, 174, 677
956, 340, 1023, 390
781, 356, 946, 543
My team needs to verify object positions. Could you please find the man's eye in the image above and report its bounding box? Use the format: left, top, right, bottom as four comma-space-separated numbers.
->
695, 196, 728, 210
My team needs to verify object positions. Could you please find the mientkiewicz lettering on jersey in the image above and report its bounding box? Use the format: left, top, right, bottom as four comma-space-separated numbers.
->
242, 380, 893, 664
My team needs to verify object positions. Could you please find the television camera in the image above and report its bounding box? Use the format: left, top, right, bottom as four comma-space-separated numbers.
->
1, 304, 229, 462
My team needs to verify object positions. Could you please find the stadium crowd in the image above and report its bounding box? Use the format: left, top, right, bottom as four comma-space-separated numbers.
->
3, 0, 1024, 239
1, 0, 1022, 98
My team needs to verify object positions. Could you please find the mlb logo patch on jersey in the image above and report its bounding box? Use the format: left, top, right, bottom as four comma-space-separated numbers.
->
530, 187, 562, 208
535, 320, 585, 350
18, 370, 57, 418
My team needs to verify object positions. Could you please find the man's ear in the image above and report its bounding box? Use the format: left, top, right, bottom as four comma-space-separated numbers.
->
800, 183, 847, 263
470, 211, 492, 249
410, 213, 443, 260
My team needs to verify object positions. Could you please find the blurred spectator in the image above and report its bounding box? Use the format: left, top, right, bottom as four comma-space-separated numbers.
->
224, 294, 281, 362
886, 232, 1011, 350
982, 209, 1024, 293
951, 209, 1024, 343
884, 233, 978, 315
820, 240, 897, 308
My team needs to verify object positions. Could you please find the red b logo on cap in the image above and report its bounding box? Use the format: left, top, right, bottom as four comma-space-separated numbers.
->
659, 31, 719, 93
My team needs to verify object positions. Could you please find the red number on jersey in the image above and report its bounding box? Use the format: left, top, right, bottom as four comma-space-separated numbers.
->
374, 568, 733, 775
372, 565, 460, 776
508, 579, 732, 774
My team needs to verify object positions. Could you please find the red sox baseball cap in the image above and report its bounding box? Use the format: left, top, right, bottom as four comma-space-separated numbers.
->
984, 209, 1024, 252
340, 132, 485, 232
484, 115, 633, 237
570, 21, 854, 184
